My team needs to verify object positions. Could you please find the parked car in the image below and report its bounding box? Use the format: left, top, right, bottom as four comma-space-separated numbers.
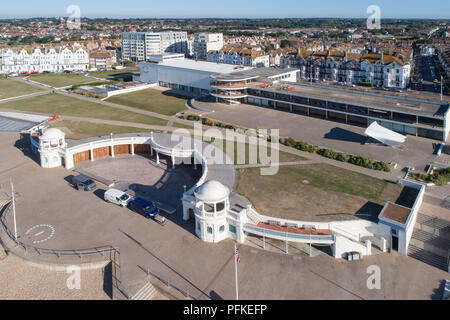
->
128, 197, 159, 218
104, 189, 132, 207
8, 72, 18, 77
19, 72, 30, 77
72, 174, 97, 191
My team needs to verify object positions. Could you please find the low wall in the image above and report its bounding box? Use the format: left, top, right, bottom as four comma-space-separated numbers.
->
105, 83, 156, 98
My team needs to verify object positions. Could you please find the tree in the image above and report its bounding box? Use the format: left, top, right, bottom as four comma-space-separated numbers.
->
280, 40, 292, 48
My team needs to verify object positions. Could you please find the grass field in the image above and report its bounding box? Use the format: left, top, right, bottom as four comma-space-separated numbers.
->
106, 89, 187, 116
236, 163, 403, 222
204, 137, 307, 165
49, 121, 149, 140
0, 93, 168, 126
0, 79, 43, 100
29, 74, 96, 88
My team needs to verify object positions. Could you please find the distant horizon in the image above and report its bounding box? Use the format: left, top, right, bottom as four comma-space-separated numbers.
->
1, 17, 449, 21
1, 0, 449, 20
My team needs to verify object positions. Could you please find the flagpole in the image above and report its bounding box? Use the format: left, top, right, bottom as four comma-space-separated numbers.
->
10, 178, 17, 241
234, 243, 239, 301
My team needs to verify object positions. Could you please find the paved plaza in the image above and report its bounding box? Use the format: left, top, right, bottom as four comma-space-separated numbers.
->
0, 132, 449, 300
192, 99, 449, 170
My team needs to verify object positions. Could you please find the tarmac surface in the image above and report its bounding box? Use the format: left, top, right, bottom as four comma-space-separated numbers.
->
192, 99, 450, 171
0, 131, 449, 300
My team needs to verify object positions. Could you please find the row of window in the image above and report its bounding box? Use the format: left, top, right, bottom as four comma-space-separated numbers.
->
198, 223, 237, 234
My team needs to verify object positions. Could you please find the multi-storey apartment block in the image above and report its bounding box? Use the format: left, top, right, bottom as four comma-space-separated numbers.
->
0, 45, 89, 73
280, 50, 411, 89
207, 47, 270, 67
121, 31, 188, 62
193, 33, 224, 60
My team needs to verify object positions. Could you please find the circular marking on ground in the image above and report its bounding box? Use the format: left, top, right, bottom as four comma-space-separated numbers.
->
25, 224, 55, 244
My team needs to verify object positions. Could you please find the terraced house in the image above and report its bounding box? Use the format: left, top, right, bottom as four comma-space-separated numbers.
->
280, 50, 412, 89
207, 46, 270, 67
0, 44, 89, 73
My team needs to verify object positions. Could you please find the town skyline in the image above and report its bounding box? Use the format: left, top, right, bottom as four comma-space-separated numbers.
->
1, 0, 450, 19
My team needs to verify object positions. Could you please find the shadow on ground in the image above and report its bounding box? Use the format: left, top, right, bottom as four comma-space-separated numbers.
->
324, 127, 367, 144
14, 133, 40, 165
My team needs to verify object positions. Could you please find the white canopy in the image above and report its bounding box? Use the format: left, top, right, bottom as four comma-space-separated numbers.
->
364, 122, 407, 146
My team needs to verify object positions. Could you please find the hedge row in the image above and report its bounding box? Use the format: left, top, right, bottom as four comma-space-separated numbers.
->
411, 167, 450, 186
280, 137, 392, 172
181, 114, 246, 131
182, 114, 392, 172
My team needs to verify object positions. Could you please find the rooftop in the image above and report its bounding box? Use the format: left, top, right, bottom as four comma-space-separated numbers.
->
212, 67, 299, 81
379, 202, 411, 225
247, 81, 448, 117
145, 58, 248, 74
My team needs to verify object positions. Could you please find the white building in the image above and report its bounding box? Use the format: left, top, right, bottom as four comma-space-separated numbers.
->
121, 31, 188, 62
0, 45, 89, 74
193, 33, 224, 60
419, 46, 436, 57
139, 56, 248, 95
207, 47, 270, 68
281, 51, 411, 89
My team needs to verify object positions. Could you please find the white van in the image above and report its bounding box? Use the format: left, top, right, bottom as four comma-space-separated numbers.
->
104, 189, 132, 207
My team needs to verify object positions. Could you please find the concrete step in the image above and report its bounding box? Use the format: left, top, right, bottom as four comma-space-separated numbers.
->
416, 213, 450, 238
131, 282, 157, 300
408, 244, 448, 272
410, 228, 450, 257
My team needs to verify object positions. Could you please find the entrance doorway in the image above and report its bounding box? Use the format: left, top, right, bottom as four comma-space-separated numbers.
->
392, 236, 399, 251
189, 208, 195, 220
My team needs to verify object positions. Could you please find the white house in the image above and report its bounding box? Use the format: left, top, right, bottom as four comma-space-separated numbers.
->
0, 45, 89, 73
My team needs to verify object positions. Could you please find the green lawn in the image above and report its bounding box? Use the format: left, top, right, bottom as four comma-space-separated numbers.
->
29, 74, 96, 88
49, 121, 149, 140
204, 137, 307, 165
236, 163, 403, 222
1, 93, 168, 126
0, 79, 43, 100
106, 89, 187, 116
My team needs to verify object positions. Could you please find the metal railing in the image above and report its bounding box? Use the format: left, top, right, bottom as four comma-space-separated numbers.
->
146, 267, 197, 300
243, 224, 335, 244
0, 201, 131, 299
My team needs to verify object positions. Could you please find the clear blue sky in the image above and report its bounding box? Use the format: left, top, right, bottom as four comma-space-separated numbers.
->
1, 0, 449, 19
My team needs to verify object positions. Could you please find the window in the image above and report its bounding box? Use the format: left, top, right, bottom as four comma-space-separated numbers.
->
219, 225, 225, 233
197, 223, 201, 231
207, 227, 213, 234
229, 225, 236, 234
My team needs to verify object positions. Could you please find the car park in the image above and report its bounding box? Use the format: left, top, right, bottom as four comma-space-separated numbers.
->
104, 188, 132, 207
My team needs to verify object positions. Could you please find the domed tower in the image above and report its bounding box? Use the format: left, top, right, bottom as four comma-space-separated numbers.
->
38, 128, 66, 168
192, 180, 230, 243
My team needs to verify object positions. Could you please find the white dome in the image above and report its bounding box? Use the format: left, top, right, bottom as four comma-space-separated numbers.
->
41, 128, 65, 141
194, 180, 230, 202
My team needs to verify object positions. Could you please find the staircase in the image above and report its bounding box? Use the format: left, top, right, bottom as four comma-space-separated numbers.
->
408, 213, 450, 272
131, 282, 158, 300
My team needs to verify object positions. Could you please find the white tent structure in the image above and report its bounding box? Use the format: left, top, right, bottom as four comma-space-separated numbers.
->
364, 122, 407, 146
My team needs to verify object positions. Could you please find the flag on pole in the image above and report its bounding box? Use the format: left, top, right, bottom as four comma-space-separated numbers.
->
235, 247, 240, 263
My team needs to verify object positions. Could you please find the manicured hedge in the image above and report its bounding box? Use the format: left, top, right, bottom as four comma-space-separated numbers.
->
411, 167, 450, 186
280, 137, 391, 172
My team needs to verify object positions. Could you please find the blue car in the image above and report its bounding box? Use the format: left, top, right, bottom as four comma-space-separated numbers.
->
128, 197, 159, 218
